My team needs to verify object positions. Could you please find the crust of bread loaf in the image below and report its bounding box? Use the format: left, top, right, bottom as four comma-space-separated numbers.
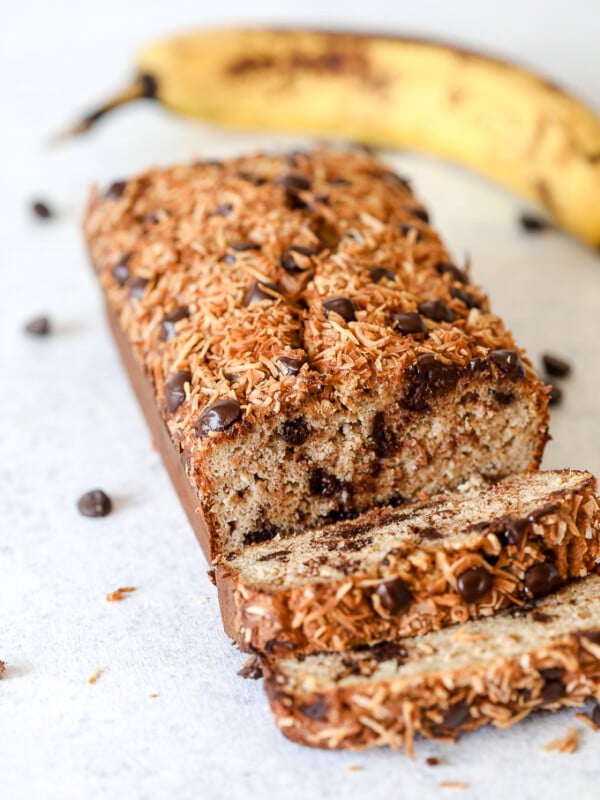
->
217, 474, 600, 653
262, 578, 600, 752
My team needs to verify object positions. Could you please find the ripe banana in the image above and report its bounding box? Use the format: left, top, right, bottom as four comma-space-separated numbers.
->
66, 28, 600, 247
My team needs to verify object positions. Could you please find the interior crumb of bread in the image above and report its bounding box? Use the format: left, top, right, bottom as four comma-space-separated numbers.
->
203, 376, 544, 554
275, 575, 600, 690
227, 470, 589, 589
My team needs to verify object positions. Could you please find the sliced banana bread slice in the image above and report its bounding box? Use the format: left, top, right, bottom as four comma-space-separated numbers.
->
262, 575, 600, 752
217, 470, 600, 654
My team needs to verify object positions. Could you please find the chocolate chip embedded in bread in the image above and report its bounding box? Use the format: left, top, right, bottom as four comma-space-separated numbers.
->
370, 411, 395, 457
298, 695, 328, 720
523, 562, 562, 599
540, 679, 564, 704
195, 398, 241, 438
103, 180, 127, 200
129, 276, 149, 299
309, 468, 341, 497
542, 353, 571, 377
491, 390, 515, 406
164, 370, 192, 414
456, 567, 493, 603
490, 349, 525, 380
435, 262, 469, 284
277, 356, 305, 376
244, 281, 281, 306
392, 311, 428, 336
160, 306, 189, 341
276, 173, 312, 192
280, 418, 311, 446
112, 254, 131, 285
405, 206, 430, 223
369, 266, 395, 284
418, 300, 456, 323
450, 286, 482, 310
374, 578, 411, 614
440, 701, 470, 729
323, 297, 357, 323
77, 489, 112, 518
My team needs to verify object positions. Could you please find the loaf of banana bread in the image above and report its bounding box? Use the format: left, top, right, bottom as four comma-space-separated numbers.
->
217, 470, 600, 654
262, 575, 600, 752
83, 148, 548, 559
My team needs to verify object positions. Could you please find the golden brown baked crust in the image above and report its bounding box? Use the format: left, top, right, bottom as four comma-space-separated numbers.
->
83, 148, 549, 556
218, 471, 600, 654
262, 577, 600, 753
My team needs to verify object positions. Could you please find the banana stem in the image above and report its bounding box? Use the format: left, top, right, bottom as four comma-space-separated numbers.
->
49, 73, 157, 143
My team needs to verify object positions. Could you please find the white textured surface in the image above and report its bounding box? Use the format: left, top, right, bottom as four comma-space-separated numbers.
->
1, 2, 600, 799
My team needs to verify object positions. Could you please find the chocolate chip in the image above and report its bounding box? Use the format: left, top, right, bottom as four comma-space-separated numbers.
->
280, 245, 316, 273
456, 567, 493, 603
237, 658, 263, 680
104, 180, 126, 200
374, 578, 412, 614
540, 679, 564, 704
277, 356, 305, 376
230, 240, 261, 251
370, 411, 395, 457
532, 611, 554, 623
523, 562, 562, 600
519, 212, 553, 232
392, 311, 428, 335
498, 517, 528, 547
195, 398, 241, 438
77, 489, 112, 518
112, 254, 131, 285
405, 206, 430, 223
542, 353, 571, 378
369, 266, 395, 283
420, 526, 442, 540
401, 353, 460, 412
299, 695, 328, 720
280, 418, 310, 446
491, 390, 515, 406
490, 349, 525, 379
592, 702, 600, 727
418, 300, 456, 323
212, 203, 234, 217
441, 701, 470, 729
257, 549, 290, 563
323, 297, 357, 323
358, 641, 408, 664
539, 667, 565, 681
160, 306, 188, 341
399, 224, 422, 241
164, 370, 192, 414
382, 171, 411, 191
450, 286, 482, 309
435, 262, 468, 284
309, 468, 341, 497
31, 200, 53, 219
129, 276, 149, 299
244, 281, 281, 306
327, 177, 352, 186
548, 382, 562, 406
243, 523, 280, 546
276, 173, 312, 191
24, 316, 50, 336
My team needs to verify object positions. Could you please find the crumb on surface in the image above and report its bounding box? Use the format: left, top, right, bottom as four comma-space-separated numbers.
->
106, 586, 137, 602
439, 781, 468, 790
149, 693, 159, 699
347, 765, 363, 772
88, 669, 101, 684
426, 756, 443, 766
0, 661, 5, 678
542, 726, 579, 754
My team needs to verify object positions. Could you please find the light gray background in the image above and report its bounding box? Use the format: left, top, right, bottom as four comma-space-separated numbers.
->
1, 2, 600, 798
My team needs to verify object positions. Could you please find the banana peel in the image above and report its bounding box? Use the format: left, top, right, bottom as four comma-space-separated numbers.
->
63, 28, 600, 248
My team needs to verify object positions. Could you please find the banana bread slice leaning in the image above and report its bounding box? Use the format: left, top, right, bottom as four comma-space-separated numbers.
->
83, 148, 548, 559
262, 575, 600, 752
217, 470, 600, 654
